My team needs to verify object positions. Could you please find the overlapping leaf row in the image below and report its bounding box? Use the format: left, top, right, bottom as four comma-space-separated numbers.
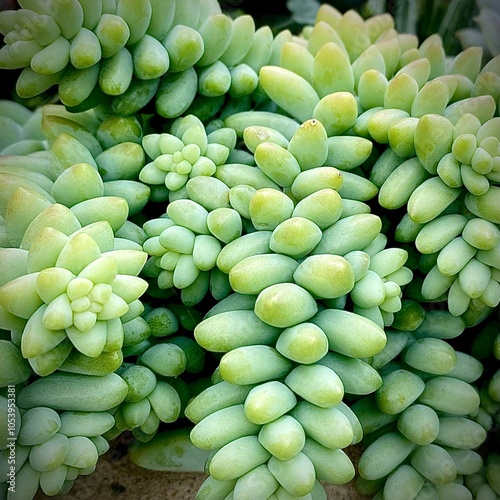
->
0, 1, 499, 499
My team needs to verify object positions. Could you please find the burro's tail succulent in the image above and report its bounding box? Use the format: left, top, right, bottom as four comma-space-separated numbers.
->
0, 212, 149, 376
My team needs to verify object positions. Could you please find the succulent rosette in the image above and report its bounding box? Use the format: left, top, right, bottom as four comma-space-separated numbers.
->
0, 210, 149, 376
139, 114, 237, 199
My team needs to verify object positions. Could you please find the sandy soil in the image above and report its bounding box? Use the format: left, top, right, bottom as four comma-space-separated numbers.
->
34, 437, 371, 500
